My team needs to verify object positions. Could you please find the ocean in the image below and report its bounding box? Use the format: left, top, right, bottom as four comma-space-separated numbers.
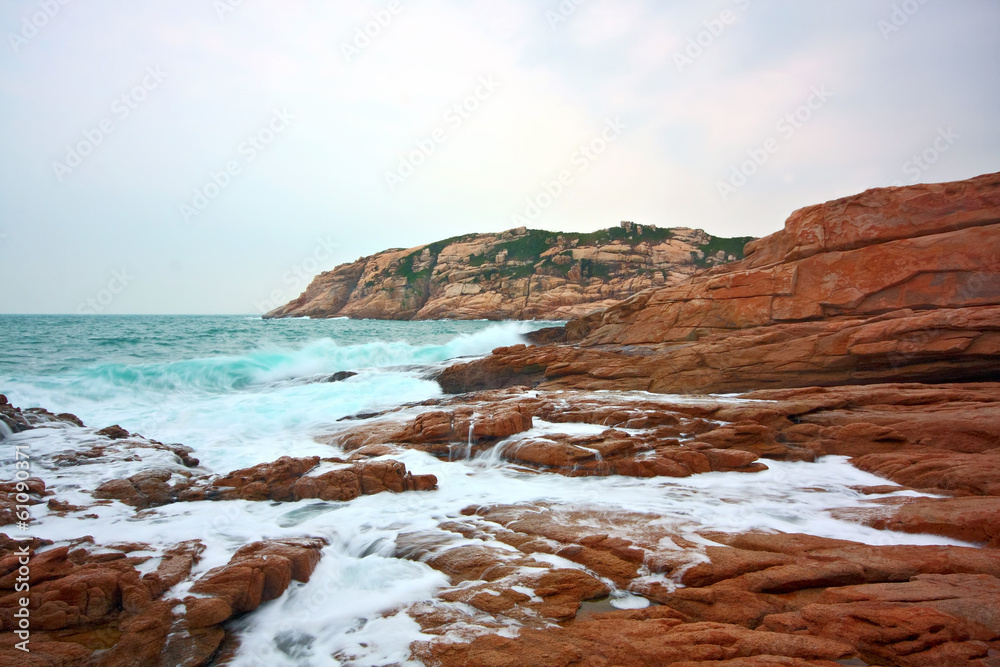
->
0, 315, 966, 666
0, 315, 549, 471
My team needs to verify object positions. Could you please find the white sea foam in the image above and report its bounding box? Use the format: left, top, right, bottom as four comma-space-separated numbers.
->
0, 317, 978, 666
5, 418, 973, 667
1, 321, 545, 471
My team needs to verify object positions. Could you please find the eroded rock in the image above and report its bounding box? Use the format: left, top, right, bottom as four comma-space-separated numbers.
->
92, 456, 438, 508
0, 537, 326, 667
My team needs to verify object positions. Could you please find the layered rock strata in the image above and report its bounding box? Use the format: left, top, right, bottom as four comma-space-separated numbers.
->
440, 172, 1000, 394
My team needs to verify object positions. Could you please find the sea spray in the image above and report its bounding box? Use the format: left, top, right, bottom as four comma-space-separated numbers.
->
0, 317, 553, 470
2, 315, 965, 666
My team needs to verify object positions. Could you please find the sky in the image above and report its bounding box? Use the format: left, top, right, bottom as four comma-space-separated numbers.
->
0, 0, 997, 315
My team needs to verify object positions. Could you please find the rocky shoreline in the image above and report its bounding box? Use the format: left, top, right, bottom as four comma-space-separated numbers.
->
440, 171, 1000, 395
3, 380, 999, 665
3, 172, 1000, 666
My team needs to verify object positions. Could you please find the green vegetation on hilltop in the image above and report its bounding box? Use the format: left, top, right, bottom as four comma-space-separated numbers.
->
382, 225, 753, 286
492, 229, 559, 262
567, 225, 675, 246
579, 258, 612, 279
471, 225, 680, 269
694, 236, 754, 267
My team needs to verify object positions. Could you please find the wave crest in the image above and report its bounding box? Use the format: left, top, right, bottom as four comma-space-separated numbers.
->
72, 321, 536, 393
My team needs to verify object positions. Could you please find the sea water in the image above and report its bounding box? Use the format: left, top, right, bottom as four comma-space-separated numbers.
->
0, 315, 969, 666
0, 315, 545, 470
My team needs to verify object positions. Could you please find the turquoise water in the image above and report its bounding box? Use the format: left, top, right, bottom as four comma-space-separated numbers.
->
0, 315, 546, 470
0, 315, 967, 666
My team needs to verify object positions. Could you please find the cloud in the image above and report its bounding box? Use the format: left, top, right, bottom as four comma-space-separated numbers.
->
0, 0, 997, 313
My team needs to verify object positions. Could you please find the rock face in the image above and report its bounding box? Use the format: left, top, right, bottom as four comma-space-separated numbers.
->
15, 378, 1000, 665
406, 504, 1000, 667
0, 536, 325, 667
439, 172, 1000, 394
264, 223, 753, 321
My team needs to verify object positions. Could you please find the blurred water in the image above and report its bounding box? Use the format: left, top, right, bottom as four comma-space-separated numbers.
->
0, 315, 964, 666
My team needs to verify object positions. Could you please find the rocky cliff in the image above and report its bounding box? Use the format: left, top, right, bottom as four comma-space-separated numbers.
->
440, 171, 1000, 394
264, 223, 754, 320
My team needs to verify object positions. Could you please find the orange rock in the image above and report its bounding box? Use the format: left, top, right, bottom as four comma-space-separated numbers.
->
332, 393, 769, 479
439, 173, 1000, 395
0, 393, 32, 434
852, 448, 1000, 496
144, 540, 205, 594
0, 536, 328, 666
0, 477, 47, 526
210, 455, 321, 501
418, 617, 857, 667
93, 455, 437, 508
0, 543, 174, 665
838, 496, 1000, 547
189, 538, 325, 614
183, 596, 233, 628
94, 468, 191, 508
743, 171, 1000, 267
775, 597, 995, 667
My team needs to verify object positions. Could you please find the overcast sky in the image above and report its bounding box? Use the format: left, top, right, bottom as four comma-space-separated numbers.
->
1, 0, 997, 314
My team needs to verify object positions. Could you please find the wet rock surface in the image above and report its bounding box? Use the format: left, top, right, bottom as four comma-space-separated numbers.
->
92, 456, 438, 508
328, 389, 777, 478
1, 394, 40, 436
0, 535, 325, 667
409, 174, 1000, 665
406, 506, 1000, 666
6, 376, 1000, 664
328, 381, 1000, 490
